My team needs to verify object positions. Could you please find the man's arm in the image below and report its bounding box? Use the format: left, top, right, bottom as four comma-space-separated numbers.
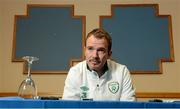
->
62, 68, 81, 100
120, 66, 136, 101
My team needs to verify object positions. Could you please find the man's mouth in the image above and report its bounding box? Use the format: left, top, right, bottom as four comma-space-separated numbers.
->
90, 59, 100, 65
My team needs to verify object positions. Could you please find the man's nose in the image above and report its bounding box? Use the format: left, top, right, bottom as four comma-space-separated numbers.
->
92, 50, 98, 57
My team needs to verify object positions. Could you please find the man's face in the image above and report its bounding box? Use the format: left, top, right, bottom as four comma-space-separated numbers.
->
85, 35, 111, 72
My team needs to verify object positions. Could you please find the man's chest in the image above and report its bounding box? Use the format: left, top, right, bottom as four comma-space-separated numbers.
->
86, 76, 121, 100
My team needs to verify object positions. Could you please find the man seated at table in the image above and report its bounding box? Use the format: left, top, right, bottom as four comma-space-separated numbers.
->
62, 28, 136, 101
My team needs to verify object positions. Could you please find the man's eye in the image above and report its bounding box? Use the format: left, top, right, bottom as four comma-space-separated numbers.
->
98, 49, 106, 53
87, 47, 93, 50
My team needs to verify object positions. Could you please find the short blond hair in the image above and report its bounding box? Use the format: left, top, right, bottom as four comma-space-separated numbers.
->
86, 28, 112, 52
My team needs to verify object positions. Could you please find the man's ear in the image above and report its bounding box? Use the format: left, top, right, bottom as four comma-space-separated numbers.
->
108, 50, 112, 58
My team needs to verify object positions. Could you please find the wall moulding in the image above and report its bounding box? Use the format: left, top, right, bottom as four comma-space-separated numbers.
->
12, 4, 86, 74
100, 4, 174, 74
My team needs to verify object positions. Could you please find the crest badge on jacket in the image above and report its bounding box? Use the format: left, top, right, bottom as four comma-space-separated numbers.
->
108, 82, 119, 94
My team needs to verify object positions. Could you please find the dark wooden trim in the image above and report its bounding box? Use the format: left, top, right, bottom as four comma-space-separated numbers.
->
136, 92, 180, 98
0, 92, 61, 98
1, 92, 180, 98
70, 59, 82, 67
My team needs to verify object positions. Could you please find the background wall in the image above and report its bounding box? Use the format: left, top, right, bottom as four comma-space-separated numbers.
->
0, 1, 2, 91
0, 0, 180, 101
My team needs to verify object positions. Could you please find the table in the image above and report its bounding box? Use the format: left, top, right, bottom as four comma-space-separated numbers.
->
0, 97, 180, 108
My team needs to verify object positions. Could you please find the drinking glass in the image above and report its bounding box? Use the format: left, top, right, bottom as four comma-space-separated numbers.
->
18, 56, 39, 99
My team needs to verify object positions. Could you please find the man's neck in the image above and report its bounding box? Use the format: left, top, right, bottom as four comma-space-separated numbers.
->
87, 62, 108, 78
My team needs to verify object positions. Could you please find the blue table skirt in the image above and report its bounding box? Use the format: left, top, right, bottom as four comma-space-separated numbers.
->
0, 97, 180, 108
